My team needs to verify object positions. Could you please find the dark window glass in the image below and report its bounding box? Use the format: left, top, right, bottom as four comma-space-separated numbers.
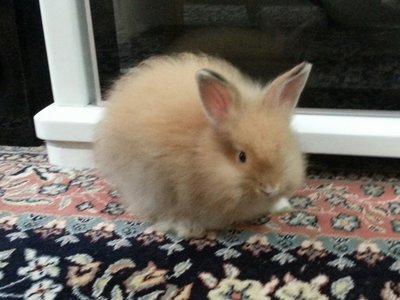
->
90, 0, 400, 111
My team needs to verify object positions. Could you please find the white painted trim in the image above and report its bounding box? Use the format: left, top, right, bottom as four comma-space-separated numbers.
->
34, 105, 400, 168
39, 0, 100, 106
46, 141, 95, 169
84, 0, 102, 104
292, 113, 400, 157
297, 108, 400, 118
34, 104, 103, 142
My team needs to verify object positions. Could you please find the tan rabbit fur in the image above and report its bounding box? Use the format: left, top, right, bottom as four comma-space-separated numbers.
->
94, 53, 311, 238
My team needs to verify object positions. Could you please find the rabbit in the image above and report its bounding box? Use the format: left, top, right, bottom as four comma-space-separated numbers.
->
94, 53, 311, 238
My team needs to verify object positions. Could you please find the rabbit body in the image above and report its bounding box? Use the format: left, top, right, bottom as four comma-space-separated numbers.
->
94, 53, 311, 237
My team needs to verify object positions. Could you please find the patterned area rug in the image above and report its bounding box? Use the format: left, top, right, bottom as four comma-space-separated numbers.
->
0, 146, 400, 299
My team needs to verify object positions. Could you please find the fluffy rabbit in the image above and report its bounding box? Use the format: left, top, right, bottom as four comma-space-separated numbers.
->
94, 53, 311, 238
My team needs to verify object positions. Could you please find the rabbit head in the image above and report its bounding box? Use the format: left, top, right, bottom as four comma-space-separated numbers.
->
195, 62, 311, 207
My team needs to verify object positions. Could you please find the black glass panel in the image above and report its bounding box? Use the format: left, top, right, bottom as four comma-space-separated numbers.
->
0, 0, 52, 146
90, 0, 400, 111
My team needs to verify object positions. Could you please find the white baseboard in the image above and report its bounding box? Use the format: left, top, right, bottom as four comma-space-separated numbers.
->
46, 141, 95, 168
34, 104, 400, 168
34, 104, 103, 142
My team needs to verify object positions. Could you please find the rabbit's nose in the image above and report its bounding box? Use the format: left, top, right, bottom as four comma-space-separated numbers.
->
260, 189, 272, 197
259, 184, 280, 197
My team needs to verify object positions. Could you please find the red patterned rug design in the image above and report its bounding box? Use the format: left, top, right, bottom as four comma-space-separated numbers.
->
1, 146, 399, 240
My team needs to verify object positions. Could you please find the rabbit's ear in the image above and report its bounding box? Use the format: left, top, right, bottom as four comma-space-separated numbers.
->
196, 69, 238, 124
264, 62, 312, 113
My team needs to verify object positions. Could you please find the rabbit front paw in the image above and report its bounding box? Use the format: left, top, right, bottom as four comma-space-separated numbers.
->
270, 197, 293, 215
153, 219, 206, 239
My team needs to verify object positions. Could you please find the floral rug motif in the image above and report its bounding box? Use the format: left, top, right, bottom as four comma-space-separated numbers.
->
0, 146, 400, 299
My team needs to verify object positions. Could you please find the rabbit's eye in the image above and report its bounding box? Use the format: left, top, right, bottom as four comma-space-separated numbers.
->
238, 151, 247, 163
